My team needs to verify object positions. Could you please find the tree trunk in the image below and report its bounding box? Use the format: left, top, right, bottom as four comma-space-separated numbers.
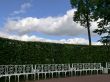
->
86, 14, 92, 46
87, 25, 91, 46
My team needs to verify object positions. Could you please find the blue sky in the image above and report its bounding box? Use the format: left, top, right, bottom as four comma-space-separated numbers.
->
0, 0, 71, 19
0, 0, 101, 45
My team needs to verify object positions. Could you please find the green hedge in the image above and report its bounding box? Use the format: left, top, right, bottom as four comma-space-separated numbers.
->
0, 37, 110, 65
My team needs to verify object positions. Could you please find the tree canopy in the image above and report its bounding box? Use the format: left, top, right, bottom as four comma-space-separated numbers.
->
92, 0, 110, 45
70, 0, 94, 46
70, 0, 110, 45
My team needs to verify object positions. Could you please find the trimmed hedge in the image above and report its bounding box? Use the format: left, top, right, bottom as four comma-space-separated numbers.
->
0, 37, 110, 65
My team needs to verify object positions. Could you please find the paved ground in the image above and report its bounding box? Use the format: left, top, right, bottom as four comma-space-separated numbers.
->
25, 75, 110, 82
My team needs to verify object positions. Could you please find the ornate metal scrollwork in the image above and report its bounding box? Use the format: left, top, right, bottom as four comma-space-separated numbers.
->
90, 63, 95, 69
78, 63, 83, 70
16, 65, 24, 73
72, 63, 77, 68
72, 63, 80, 70
63, 64, 70, 71
0, 63, 105, 78
36, 64, 42, 72
43, 64, 50, 72
0, 65, 6, 75
25, 65, 32, 73
50, 64, 56, 71
84, 63, 90, 69
7, 65, 15, 74
57, 64, 62, 71
94, 63, 101, 69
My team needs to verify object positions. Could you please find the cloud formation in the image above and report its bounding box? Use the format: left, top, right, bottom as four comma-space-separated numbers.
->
5, 9, 88, 36
6, 9, 98, 36
10, 2, 31, 16
1, 9, 100, 45
0, 32, 101, 45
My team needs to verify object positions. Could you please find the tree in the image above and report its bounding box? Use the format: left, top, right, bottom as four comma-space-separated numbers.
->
99, 36, 110, 45
92, 0, 110, 44
70, 0, 94, 46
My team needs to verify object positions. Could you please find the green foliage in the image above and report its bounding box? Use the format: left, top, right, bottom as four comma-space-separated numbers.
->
70, 0, 93, 45
92, 0, 110, 41
98, 36, 110, 45
0, 37, 110, 65
70, 0, 110, 45
70, 0, 93, 25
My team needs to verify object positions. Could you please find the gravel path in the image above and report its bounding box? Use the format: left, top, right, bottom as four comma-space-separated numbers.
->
24, 75, 110, 82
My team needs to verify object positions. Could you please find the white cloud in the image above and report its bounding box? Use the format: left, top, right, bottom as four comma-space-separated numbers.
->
5, 9, 87, 36
1, 9, 101, 45
0, 32, 102, 45
11, 2, 31, 15
6, 9, 98, 36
